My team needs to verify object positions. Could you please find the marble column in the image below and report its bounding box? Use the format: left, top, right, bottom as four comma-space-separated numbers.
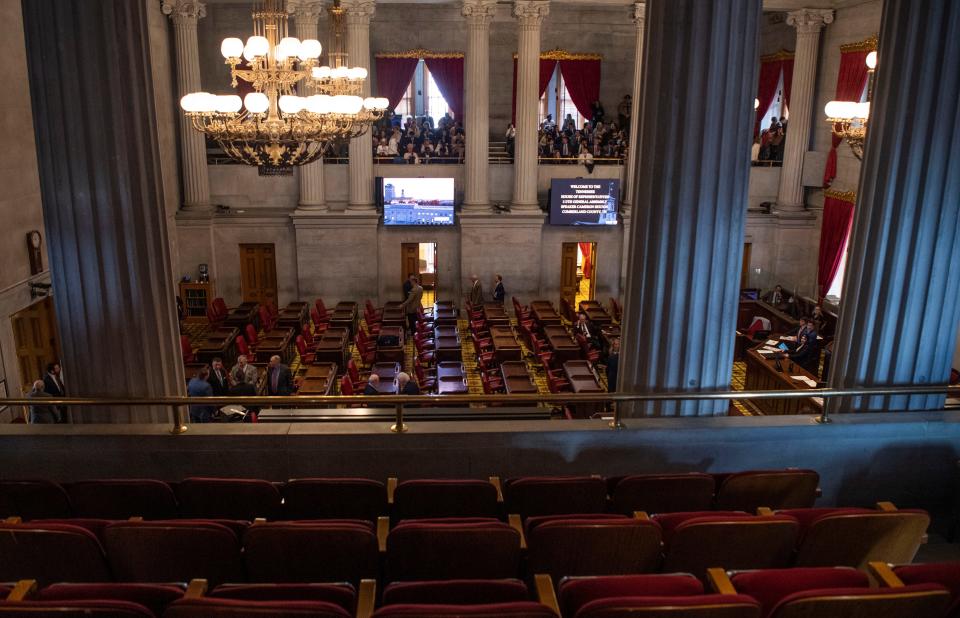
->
511, 0, 549, 212
162, 0, 211, 211
342, 0, 375, 211
622, 2, 645, 214
289, 0, 327, 211
776, 8, 833, 212
618, 0, 761, 417
462, 0, 497, 212
22, 0, 186, 423
827, 0, 960, 412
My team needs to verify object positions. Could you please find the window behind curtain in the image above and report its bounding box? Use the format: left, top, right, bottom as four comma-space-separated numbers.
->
538, 65, 584, 128
392, 60, 452, 121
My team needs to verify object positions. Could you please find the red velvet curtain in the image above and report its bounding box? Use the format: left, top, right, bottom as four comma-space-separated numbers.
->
823, 49, 871, 187
781, 58, 794, 111
559, 59, 602, 119
755, 58, 783, 136
424, 57, 464, 120
817, 193, 856, 299
375, 56, 419, 110
511, 58, 558, 123
579, 242, 592, 279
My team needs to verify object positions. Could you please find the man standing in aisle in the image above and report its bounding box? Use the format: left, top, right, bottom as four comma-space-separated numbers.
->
43, 362, 66, 422
492, 274, 505, 304
401, 278, 424, 335
266, 355, 294, 396
469, 274, 484, 306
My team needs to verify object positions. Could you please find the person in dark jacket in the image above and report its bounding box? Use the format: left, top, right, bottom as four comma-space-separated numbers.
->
397, 372, 420, 395
492, 274, 505, 304
606, 338, 620, 392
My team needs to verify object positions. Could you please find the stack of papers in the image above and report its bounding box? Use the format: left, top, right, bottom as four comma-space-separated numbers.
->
759, 346, 781, 354
791, 375, 818, 387
765, 339, 779, 346
780, 335, 797, 342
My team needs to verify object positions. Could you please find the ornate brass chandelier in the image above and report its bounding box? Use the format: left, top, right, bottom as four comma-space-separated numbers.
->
824, 47, 877, 160
179, 0, 388, 171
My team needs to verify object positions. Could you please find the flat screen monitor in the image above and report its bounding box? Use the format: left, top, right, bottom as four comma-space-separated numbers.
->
549, 178, 620, 225
382, 177, 455, 226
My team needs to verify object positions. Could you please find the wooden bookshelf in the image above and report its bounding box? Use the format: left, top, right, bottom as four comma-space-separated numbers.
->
179, 282, 213, 323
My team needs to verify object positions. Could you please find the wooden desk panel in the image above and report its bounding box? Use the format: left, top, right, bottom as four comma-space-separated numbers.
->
224, 303, 259, 330
314, 330, 348, 367
437, 376, 468, 395
743, 349, 822, 416
255, 328, 295, 364
531, 301, 562, 326
436, 362, 465, 379
489, 325, 521, 362
434, 304, 458, 326
435, 335, 462, 362
372, 362, 400, 381
275, 302, 309, 331
563, 360, 605, 418
375, 327, 405, 365
501, 362, 537, 396
298, 363, 337, 396
543, 325, 581, 363
483, 303, 511, 326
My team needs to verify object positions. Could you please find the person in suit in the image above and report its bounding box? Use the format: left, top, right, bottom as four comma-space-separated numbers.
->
27, 380, 58, 424
43, 362, 66, 422
397, 372, 420, 395
266, 355, 294, 396
230, 355, 259, 387
187, 368, 215, 423
402, 280, 423, 334
468, 274, 483, 306
207, 358, 231, 396
575, 312, 601, 350
788, 323, 820, 374
605, 338, 620, 393
402, 273, 417, 301
363, 373, 381, 395
786, 318, 808, 351
763, 285, 788, 311
492, 274, 505, 304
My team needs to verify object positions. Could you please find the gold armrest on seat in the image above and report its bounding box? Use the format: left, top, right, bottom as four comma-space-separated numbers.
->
3, 516, 21, 524
534, 574, 561, 616
377, 516, 390, 553
876, 501, 897, 512
707, 568, 737, 595
7, 580, 38, 601
387, 477, 397, 505
633, 511, 651, 521
757, 507, 774, 516
489, 476, 504, 502
868, 561, 906, 588
185, 579, 208, 599
128, 516, 144, 522
356, 579, 377, 618
508, 513, 527, 550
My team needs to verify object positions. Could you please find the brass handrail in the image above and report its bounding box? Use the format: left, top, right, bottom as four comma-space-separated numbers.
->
4, 384, 958, 434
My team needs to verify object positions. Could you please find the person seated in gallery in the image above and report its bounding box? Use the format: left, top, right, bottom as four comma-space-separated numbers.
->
575, 312, 602, 351
402, 143, 419, 164
762, 284, 790, 311
785, 321, 820, 374
364, 373, 381, 396
397, 372, 419, 395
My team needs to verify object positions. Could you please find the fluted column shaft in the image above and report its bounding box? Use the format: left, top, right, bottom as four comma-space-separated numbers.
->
23, 0, 185, 423
828, 0, 960, 412
163, 0, 210, 210
622, 2, 646, 213
511, 1, 549, 212
343, 0, 375, 210
619, 0, 761, 417
290, 0, 327, 210
462, 0, 496, 211
776, 9, 833, 211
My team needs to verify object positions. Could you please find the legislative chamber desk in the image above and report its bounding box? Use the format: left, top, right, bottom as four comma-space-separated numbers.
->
501, 361, 538, 400
375, 327, 405, 365
297, 363, 337, 396
255, 328, 295, 364
434, 302, 458, 326
489, 325, 522, 362
314, 328, 349, 367
258, 406, 551, 422
433, 325, 462, 363
329, 302, 358, 337
530, 300, 562, 326
223, 302, 259, 330
743, 348, 823, 416
579, 300, 613, 325
195, 327, 239, 365
380, 302, 405, 329
735, 300, 801, 361
483, 303, 511, 326
275, 302, 309, 331
543, 325, 581, 363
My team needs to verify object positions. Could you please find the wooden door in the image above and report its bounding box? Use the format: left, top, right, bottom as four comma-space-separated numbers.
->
587, 242, 598, 301
239, 244, 278, 305
401, 243, 419, 284
741, 242, 752, 288
11, 297, 61, 393
560, 242, 579, 310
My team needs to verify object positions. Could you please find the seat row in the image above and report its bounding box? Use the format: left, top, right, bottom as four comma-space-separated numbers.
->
2, 563, 959, 617
0, 469, 822, 522
0, 504, 930, 589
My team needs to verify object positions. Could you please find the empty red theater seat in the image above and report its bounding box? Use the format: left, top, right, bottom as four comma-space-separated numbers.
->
381, 579, 530, 606
557, 574, 705, 618
728, 567, 870, 617
0, 522, 111, 586
392, 479, 500, 521
0, 599, 155, 617
504, 476, 607, 518
892, 562, 960, 616
713, 469, 820, 512
164, 597, 352, 617
65, 479, 178, 520
175, 477, 282, 521
281, 478, 387, 522
0, 480, 72, 520
608, 473, 716, 515
372, 602, 557, 617
37, 583, 185, 617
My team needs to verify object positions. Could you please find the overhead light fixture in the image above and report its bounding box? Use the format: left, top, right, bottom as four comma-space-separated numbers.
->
824, 45, 877, 160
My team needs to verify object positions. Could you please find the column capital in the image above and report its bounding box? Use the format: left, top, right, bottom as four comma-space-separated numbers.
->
340, 0, 375, 25
513, 0, 549, 27
462, 0, 498, 25
786, 8, 834, 33
632, 2, 645, 27
161, 0, 206, 25
287, 0, 325, 28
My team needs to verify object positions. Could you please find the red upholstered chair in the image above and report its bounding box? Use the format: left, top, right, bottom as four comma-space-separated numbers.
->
0, 599, 156, 617
315, 298, 329, 317
311, 306, 330, 332
282, 478, 387, 522
207, 305, 223, 327
243, 520, 379, 585
66, 479, 177, 520
266, 301, 279, 319
558, 574, 759, 618
724, 567, 868, 618
504, 476, 607, 519
0, 480, 72, 520
208, 583, 356, 609
386, 518, 522, 581
713, 469, 820, 512
372, 602, 557, 617
393, 479, 500, 521
654, 512, 799, 582
296, 335, 316, 365
244, 324, 260, 351
381, 580, 530, 606
37, 583, 185, 617
258, 306, 273, 332
340, 375, 355, 396
300, 323, 314, 347
103, 520, 243, 586
213, 297, 228, 316
781, 506, 930, 568
355, 336, 376, 367
164, 597, 353, 617
180, 335, 195, 363
30, 518, 114, 545
609, 473, 716, 515
415, 362, 437, 392
0, 522, 111, 586
346, 359, 370, 391
235, 335, 251, 358
481, 371, 505, 394
575, 333, 601, 363
525, 514, 662, 582
175, 477, 282, 521
890, 562, 960, 616
546, 370, 572, 394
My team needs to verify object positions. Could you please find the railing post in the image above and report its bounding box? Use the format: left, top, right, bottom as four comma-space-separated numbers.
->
815, 406, 831, 424
171, 404, 189, 435
608, 399, 625, 430
391, 403, 407, 433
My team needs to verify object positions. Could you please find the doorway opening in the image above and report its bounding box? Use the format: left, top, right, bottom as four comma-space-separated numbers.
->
11, 296, 62, 395
401, 242, 438, 307
561, 242, 597, 315
239, 243, 278, 306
